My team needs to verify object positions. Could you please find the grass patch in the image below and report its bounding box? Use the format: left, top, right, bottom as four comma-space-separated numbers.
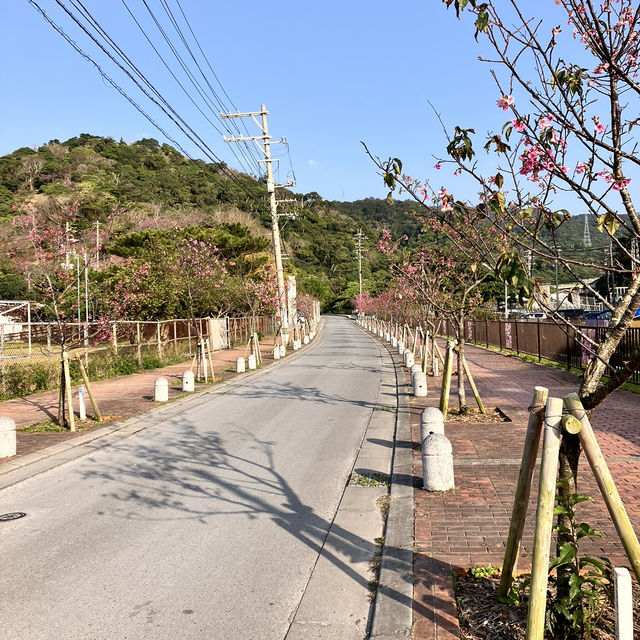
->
19, 420, 67, 433
350, 472, 390, 487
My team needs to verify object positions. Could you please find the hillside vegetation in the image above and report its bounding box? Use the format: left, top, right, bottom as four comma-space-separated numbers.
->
0, 134, 611, 314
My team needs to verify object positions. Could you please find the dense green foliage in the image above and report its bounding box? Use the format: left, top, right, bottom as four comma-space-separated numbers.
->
1, 134, 611, 314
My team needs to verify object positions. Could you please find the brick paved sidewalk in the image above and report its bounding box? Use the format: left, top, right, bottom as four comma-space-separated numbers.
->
410, 341, 640, 640
0, 335, 281, 464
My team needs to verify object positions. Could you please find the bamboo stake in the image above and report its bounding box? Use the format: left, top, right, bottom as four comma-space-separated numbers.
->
76, 356, 102, 422
62, 351, 75, 432
499, 386, 549, 598
438, 340, 455, 417
526, 397, 563, 640
564, 393, 640, 582
58, 361, 65, 426
200, 339, 208, 382
412, 327, 419, 355
421, 329, 429, 375
207, 342, 215, 381
461, 355, 486, 414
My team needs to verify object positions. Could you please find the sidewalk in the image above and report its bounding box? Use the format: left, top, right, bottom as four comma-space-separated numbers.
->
0, 334, 280, 463
409, 340, 640, 639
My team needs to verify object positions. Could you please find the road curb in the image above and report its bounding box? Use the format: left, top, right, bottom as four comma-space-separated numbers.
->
360, 328, 415, 639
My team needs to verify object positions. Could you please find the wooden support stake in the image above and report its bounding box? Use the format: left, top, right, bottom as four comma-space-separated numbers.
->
76, 356, 102, 422
58, 361, 65, 426
412, 327, 419, 355
62, 351, 76, 432
499, 386, 549, 598
207, 340, 215, 382
526, 396, 563, 640
461, 355, 486, 415
438, 340, 455, 417
421, 329, 429, 375
564, 393, 640, 582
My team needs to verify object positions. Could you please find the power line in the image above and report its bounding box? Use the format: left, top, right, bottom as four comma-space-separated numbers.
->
27, 0, 267, 209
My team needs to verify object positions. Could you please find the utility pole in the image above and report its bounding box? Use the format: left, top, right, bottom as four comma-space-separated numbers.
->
221, 105, 292, 344
353, 228, 366, 297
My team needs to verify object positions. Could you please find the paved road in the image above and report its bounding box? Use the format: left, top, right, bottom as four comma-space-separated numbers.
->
1, 317, 389, 640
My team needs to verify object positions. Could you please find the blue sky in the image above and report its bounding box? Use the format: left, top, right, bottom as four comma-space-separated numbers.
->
1, 1, 555, 202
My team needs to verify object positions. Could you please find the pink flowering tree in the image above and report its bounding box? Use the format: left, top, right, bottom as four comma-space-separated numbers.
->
369, 0, 640, 599
375, 0, 640, 410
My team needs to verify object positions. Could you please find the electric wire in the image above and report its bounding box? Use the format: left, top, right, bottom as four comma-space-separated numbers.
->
32, 0, 264, 206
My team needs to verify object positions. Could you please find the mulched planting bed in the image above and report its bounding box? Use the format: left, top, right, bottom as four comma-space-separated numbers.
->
445, 407, 510, 424
456, 572, 639, 640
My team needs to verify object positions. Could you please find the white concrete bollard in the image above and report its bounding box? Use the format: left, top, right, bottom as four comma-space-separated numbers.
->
303, 335, 310, 345
404, 351, 415, 369
311, 331, 315, 339
236, 357, 246, 372
273, 346, 281, 360
279, 344, 286, 357
420, 407, 445, 441
0, 417, 17, 458
78, 385, 87, 420
412, 371, 427, 397
391, 337, 398, 348
397, 341, 405, 354
384, 332, 390, 342
154, 376, 169, 402
422, 432, 454, 491
377, 329, 383, 337
248, 353, 257, 370
614, 567, 633, 640
292, 341, 299, 351
411, 364, 422, 375
182, 370, 195, 392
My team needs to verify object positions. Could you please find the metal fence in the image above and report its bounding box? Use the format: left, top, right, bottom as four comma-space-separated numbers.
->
0, 315, 275, 401
442, 318, 640, 385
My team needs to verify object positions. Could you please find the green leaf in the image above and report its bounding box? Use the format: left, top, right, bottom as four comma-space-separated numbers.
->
495, 173, 504, 189
550, 542, 577, 570
474, 7, 489, 40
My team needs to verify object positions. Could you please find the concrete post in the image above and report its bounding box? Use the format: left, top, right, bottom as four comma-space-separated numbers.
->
397, 341, 405, 354
412, 371, 427, 397
303, 335, 310, 345
615, 567, 633, 640
420, 407, 444, 441
273, 347, 281, 360
422, 432, 454, 491
154, 377, 169, 402
248, 354, 257, 370
391, 336, 398, 348
182, 370, 195, 392
78, 385, 87, 420
0, 416, 16, 458
404, 351, 415, 369
236, 357, 246, 373
411, 364, 422, 375
279, 345, 286, 357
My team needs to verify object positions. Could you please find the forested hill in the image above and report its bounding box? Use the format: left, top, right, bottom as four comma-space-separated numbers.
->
0, 135, 611, 313
0, 134, 422, 312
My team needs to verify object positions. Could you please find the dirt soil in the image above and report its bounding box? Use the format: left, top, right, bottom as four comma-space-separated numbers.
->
456, 573, 639, 640
445, 407, 509, 424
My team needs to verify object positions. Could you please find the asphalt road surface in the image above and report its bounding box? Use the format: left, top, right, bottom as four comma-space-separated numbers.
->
1, 316, 388, 639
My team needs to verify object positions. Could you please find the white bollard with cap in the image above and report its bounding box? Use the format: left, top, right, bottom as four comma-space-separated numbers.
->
391, 336, 398, 348
248, 354, 257, 370
303, 335, 310, 345
422, 432, 454, 491
154, 376, 169, 402
273, 347, 281, 360
412, 371, 427, 397
420, 407, 445, 440
411, 364, 422, 375
236, 357, 246, 372
0, 417, 16, 458
397, 341, 405, 354
182, 370, 195, 392
279, 344, 286, 358
404, 351, 415, 369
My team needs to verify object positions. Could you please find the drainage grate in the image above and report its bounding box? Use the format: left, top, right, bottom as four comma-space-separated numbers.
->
0, 512, 27, 522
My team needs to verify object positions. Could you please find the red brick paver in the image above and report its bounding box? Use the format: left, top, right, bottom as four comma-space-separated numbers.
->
411, 340, 640, 639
